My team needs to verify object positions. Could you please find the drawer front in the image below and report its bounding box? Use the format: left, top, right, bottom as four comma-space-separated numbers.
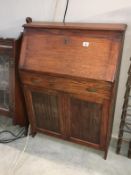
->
20, 71, 112, 100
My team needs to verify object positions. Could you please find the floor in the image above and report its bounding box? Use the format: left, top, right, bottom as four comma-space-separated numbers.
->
0, 116, 130, 175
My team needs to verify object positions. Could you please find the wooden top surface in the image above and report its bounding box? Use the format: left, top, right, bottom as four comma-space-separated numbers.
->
23, 22, 127, 31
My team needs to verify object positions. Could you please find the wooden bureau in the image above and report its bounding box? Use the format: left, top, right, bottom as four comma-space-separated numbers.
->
19, 21, 127, 159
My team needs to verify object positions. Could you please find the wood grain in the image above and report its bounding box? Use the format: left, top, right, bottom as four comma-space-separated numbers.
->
23, 22, 127, 31
20, 29, 123, 82
20, 71, 112, 100
19, 22, 126, 158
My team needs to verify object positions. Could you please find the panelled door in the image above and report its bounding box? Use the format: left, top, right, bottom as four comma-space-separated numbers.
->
24, 86, 64, 137
24, 86, 109, 149
67, 94, 109, 149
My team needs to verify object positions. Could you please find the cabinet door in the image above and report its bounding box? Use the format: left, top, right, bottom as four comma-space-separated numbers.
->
24, 87, 63, 137
0, 55, 10, 111
68, 95, 109, 149
0, 42, 13, 117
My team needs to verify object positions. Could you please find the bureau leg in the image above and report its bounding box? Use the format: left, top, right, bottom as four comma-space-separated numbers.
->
104, 149, 108, 160
30, 126, 36, 137
24, 125, 29, 136
32, 132, 36, 137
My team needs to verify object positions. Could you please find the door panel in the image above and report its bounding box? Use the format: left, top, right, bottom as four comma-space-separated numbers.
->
32, 91, 60, 133
70, 97, 102, 144
24, 87, 63, 136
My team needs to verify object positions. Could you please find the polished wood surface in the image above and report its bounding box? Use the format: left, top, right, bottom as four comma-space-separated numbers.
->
19, 21, 126, 158
20, 28, 123, 82
23, 22, 127, 31
14, 35, 28, 126
20, 71, 112, 100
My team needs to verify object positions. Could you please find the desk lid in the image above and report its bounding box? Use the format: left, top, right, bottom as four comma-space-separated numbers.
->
20, 22, 126, 82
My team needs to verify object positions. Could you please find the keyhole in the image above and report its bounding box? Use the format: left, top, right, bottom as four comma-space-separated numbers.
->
64, 38, 69, 45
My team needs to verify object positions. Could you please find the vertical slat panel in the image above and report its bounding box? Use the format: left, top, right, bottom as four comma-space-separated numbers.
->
32, 91, 60, 133
70, 97, 102, 144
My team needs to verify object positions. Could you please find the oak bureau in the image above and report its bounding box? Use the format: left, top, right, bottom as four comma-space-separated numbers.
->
19, 20, 127, 159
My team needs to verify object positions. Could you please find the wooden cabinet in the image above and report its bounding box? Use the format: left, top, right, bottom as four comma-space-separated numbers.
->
19, 22, 127, 158
0, 38, 13, 117
0, 37, 27, 126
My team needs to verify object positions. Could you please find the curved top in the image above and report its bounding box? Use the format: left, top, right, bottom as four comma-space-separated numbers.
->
23, 22, 127, 31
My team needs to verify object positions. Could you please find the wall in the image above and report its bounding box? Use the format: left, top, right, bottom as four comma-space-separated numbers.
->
0, 0, 131, 138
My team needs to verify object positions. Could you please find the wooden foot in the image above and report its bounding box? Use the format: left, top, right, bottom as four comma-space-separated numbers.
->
24, 126, 29, 136
31, 131, 36, 137
104, 149, 108, 160
30, 126, 36, 137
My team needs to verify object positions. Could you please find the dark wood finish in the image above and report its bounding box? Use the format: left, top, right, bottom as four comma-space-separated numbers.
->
0, 37, 27, 126
23, 22, 126, 31
69, 97, 102, 144
32, 91, 60, 133
19, 21, 126, 158
14, 35, 28, 126
26, 17, 32, 24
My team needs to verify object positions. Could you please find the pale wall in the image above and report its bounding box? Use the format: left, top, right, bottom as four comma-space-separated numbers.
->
0, 0, 131, 138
